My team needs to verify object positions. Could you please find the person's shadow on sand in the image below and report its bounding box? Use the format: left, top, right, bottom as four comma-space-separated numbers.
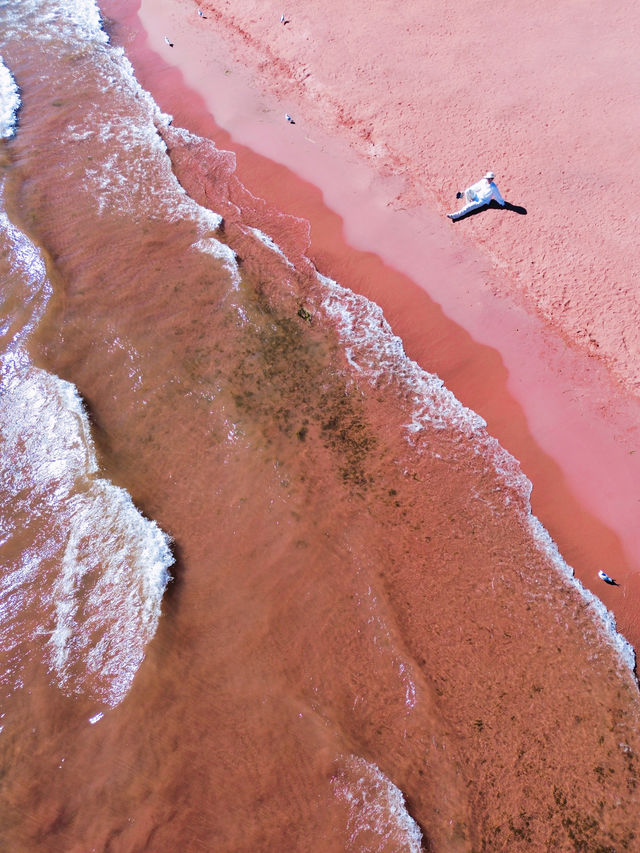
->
454, 199, 527, 221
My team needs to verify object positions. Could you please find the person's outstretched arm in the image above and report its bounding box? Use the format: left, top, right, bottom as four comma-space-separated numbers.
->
492, 183, 506, 206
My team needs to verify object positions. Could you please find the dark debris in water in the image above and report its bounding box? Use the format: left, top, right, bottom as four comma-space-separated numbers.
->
227, 285, 377, 492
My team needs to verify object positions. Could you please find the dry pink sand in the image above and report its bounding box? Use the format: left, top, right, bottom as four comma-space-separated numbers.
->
104, 0, 640, 650
190, 0, 640, 393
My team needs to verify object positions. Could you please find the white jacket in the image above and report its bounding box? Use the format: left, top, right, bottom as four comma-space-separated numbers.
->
466, 177, 505, 206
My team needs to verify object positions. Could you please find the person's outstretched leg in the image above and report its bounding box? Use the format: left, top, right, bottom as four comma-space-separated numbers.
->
447, 200, 486, 220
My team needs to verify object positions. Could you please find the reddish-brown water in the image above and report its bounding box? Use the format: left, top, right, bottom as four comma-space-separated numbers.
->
1, 2, 640, 851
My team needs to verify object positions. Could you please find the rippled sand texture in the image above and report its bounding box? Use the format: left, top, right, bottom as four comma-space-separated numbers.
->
1, 2, 640, 851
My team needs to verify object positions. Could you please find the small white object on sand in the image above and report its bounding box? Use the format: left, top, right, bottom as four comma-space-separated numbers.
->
285, 113, 294, 123
164, 36, 174, 47
281, 13, 286, 23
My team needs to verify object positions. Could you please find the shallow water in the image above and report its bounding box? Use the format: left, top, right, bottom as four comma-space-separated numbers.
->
1, 2, 640, 850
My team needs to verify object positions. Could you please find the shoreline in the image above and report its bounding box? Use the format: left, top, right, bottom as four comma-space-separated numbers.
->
101, 0, 640, 653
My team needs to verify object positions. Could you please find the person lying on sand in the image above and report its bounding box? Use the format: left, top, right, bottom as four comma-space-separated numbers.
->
448, 171, 505, 220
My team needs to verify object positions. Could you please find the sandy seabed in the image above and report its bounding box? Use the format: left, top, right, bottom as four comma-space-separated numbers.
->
101, 0, 640, 649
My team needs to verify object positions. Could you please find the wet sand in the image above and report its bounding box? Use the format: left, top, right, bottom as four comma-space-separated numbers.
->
101, 0, 640, 651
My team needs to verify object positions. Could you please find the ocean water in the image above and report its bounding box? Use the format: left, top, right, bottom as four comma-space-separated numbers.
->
1, 1, 640, 850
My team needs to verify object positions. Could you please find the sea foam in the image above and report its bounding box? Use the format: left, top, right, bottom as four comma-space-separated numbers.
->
57, 44, 226, 233
331, 755, 423, 852
0, 361, 173, 706
47, 477, 173, 705
0, 0, 107, 46
0, 56, 20, 139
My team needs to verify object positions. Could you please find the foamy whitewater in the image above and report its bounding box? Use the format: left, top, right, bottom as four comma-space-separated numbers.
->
0, 26, 173, 706
2, 0, 640, 848
0, 56, 19, 139
0, 363, 173, 705
332, 756, 423, 851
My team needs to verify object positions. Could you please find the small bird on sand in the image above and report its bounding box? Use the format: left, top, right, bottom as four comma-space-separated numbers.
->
598, 570, 618, 585
285, 113, 295, 124
164, 36, 174, 47
280, 13, 286, 23
198, 8, 203, 15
